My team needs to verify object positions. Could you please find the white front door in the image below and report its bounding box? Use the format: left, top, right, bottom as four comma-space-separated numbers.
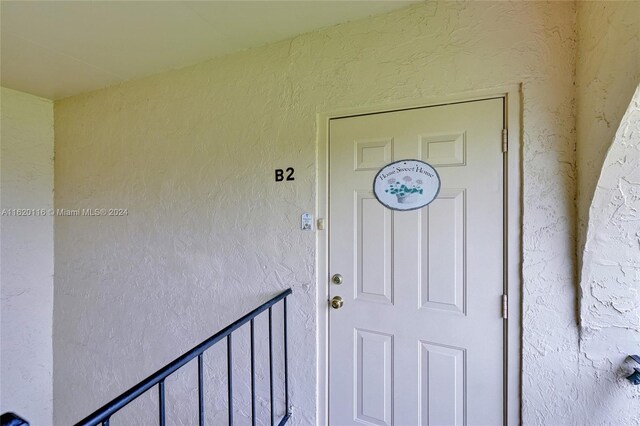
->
328, 99, 505, 426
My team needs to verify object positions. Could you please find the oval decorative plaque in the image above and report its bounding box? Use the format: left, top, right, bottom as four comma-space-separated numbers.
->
373, 159, 441, 211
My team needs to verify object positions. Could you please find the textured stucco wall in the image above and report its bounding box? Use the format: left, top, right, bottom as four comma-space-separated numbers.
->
0, 87, 54, 425
575, 3, 640, 424
54, 2, 578, 424
579, 85, 640, 425
576, 0, 640, 254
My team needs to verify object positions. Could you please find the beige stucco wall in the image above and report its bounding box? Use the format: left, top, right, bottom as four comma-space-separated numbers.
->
576, 1, 640, 423
579, 84, 640, 425
576, 0, 640, 253
54, 2, 579, 424
0, 87, 54, 425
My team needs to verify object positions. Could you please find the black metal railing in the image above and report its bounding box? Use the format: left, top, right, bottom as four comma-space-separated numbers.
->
75, 288, 292, 426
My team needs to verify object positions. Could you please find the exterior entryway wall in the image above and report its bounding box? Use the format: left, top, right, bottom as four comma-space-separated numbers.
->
575, 2, 640, 421
0, 88, 54, 426
53, 2, 588, 424
579, 86, 640, 425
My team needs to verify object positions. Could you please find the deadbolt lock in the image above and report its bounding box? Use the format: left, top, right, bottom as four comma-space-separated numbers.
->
331, 296, 344, 309
331, 274, 343, 285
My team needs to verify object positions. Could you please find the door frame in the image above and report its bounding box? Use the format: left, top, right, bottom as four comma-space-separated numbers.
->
316, 85, 522, 425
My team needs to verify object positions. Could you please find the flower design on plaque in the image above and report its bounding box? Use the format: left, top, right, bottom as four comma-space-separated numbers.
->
373, 159, 441, 211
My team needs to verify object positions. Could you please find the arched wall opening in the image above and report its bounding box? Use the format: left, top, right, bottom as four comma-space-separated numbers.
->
579, 85, 640, 423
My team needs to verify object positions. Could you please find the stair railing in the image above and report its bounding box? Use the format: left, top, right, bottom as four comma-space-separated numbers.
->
74, 288, 292, 426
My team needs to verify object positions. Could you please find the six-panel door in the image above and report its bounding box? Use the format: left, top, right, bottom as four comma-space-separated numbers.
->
329, 99, 505, 426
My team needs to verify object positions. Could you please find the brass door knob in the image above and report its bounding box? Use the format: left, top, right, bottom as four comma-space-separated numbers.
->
331, 296, 344, 309
331, 274, 343, 285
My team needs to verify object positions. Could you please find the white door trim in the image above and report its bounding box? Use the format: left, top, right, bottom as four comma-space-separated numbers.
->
316, 85, 522, 425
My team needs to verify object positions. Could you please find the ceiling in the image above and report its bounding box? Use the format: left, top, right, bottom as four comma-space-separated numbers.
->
0, 0, 419, 100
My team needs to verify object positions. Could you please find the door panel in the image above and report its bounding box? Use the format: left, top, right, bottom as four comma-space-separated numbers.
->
329, 99, 504, 426
356, 192, 392, 304
421, 188, 466, 314
355, 329, 393, 426
419, 342, 466, 426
